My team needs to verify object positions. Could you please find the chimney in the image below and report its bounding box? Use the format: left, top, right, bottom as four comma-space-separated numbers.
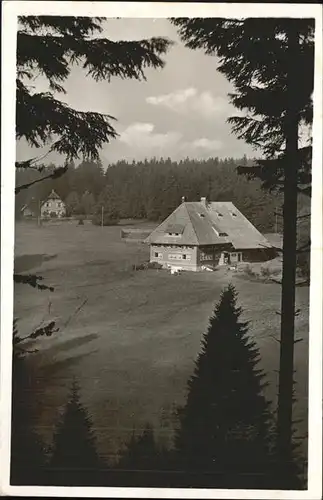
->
200, 196, 207, 206
181, 196, 186, 204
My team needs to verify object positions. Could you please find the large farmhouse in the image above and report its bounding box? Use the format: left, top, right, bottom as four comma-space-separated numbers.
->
146, 197, 275, 271
40, 190, 66, 219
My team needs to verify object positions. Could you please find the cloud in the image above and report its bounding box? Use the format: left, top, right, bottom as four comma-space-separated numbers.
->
119, 122, 182, 152
146, 88, 230, 119
146, 88, 197, 108
190, 138, 223, 151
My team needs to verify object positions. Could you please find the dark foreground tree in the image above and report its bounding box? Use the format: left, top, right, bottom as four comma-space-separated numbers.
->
118, 424, 163, 471
10, 321, 48, 485
174, 285, 275, 489
171, 17, 314, 480
48, 379, 103, 485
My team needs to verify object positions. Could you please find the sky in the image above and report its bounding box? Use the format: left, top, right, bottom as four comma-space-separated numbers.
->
16, 18, 256, 167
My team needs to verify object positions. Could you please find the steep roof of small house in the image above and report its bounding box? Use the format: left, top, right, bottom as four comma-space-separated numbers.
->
41, 189, 64, 207
146, 201, 272, 250
46, 189, 61, 201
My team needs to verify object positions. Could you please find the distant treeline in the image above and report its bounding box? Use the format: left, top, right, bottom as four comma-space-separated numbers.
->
15, 155, 308, 233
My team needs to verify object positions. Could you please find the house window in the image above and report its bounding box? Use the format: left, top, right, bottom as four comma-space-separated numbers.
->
183, 254, 186, 260
231, 253, 237, 257
154, 252, 162, 258
169, 254, 182, 260
219, 232, 228, 237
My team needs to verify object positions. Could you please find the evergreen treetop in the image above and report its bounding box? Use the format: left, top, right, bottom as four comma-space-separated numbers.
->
50, 379, 102, 471
118, 424, 161, 471
171, 18, 314, 197
175, 284, 274, 487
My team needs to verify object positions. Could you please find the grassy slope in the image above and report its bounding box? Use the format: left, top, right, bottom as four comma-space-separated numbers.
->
14, 221, 309, 463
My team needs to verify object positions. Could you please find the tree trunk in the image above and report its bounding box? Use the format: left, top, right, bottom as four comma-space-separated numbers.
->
277, 21, 300, 472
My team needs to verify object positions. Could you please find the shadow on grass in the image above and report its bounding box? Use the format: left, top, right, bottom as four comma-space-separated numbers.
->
36, 350, 99, 379
43, 333, 99, 356
14, 253, 58, 273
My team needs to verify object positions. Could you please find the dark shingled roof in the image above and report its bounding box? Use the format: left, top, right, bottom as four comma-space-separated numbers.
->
146, 201, 272, 250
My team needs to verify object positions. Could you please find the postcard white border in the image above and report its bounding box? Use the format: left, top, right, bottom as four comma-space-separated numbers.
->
1, 2, 322, 499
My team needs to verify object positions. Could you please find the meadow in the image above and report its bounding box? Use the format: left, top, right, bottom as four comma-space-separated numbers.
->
14, 220, 309, 463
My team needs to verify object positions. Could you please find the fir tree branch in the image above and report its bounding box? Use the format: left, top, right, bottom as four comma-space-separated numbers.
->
15, 141, 62, 170
16, 17, 173, 161
16, 80, 118, 160
15, 165, 68, 194
17, 321, 59, 343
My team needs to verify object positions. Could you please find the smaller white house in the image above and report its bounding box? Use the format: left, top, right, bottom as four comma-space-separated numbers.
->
40, 190, 66, 219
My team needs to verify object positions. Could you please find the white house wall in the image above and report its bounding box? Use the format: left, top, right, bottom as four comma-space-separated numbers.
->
41, 199, 66, 218
150, 244, 199, 271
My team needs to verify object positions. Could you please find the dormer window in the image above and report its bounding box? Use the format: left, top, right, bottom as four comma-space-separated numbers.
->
199, 213, 205, 218
219, 232, 228, 237
166, 224, 184, 237
216, 211, 223, 217
231, 212, 237, 217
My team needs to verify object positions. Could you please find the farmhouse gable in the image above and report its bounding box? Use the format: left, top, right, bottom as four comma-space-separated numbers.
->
40, 190, 66, 218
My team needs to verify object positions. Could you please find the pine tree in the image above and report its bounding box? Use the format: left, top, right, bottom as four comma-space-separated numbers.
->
171, 17, 314, 478
80, 191, 96, 216
65, 190, 81, 216
118, 424, 161, 471
92, 185, 120, 226
174, 285, 274, 488
11, 321, 48, 485
49, 379, 103, 485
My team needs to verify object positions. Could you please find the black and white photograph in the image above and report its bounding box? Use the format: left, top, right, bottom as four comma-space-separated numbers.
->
1, 2, 322, 498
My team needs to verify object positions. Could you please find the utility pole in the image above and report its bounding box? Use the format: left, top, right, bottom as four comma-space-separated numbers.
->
101, 205, 104, 228
276, 21, 300, 480
37, 199, 41, 227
